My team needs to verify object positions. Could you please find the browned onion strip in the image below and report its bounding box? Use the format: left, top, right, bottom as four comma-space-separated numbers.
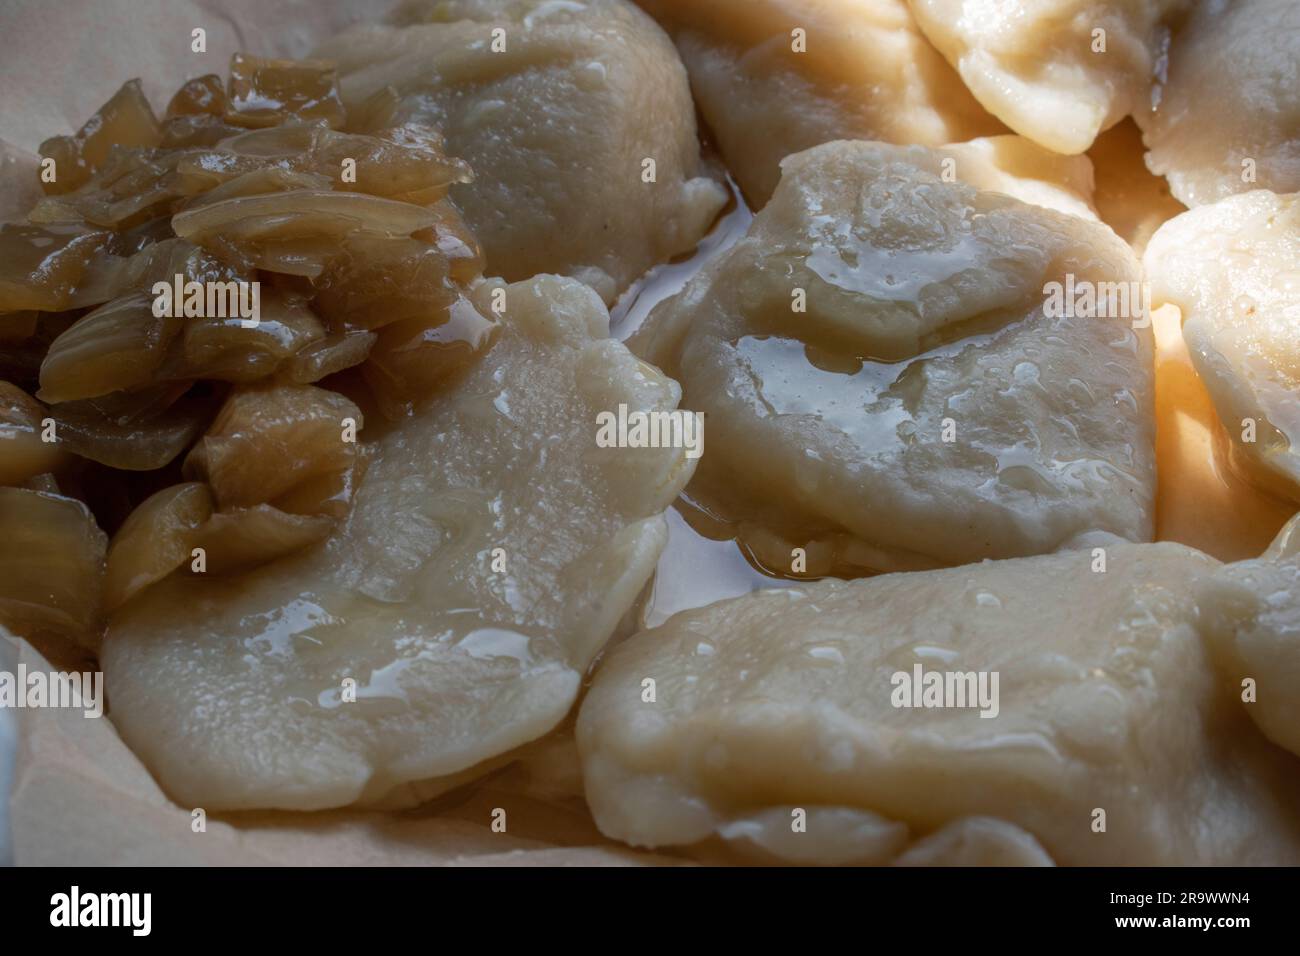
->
0, 486, 106, 644
51, 386, 221, 471
0, 222, 115, 312
166, 74, 227, 118
226, 54, 346, 130
0, 381, 68, 486
362, 294, 499, 419
104, 481, 213, 610
38, 292, 181, 403
39, 79, 162, 196
193, 505, 334, 574
173, 286, 325, 383
184, 383, 362, 509
279, 330, 376, 383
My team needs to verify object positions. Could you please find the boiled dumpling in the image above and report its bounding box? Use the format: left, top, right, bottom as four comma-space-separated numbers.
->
577, 541, 1300, 864
932, 135, 1097, 220
1199, 514, 1300, 759
1144, 190, 1300, 501
908, 0, 1187, 155
640, 0, 1002, 206
313, 0, 727, 303
632, 140, 1154, 574
102, 275, 696, 811
1137, 0, 1300, 207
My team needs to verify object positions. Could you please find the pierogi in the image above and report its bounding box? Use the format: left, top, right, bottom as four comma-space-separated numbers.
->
934, 135, 1097, 221
102, 275, 696, 811
1138, 0, 1300, 207
1145, 190, 1300, 501
908, 0, 1187, 155
632, 140, 1154, 574
637, 0, 1002, 206
313, 0, 727, 302
1199, 514, 1300, 759
577, 542, 1300, 865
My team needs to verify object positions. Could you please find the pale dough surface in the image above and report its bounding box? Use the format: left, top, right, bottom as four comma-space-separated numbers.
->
908, 0, 1186, 154
578, 542, 1300, 864
1138, 0, 1300, 207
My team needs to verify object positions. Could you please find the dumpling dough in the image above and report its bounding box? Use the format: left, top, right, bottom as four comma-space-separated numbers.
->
908, 0, 1186, 155
314, 0, 727, 303
102, 275, 696, 811
577, 542, 1300, 864
1138, 0, 1300, 207
633, 140, 1154, 573
893, 818, 1055, 867
640, 0, 1003, 205
1145, 190, 1300, 501
936, 135, 1097, 221
1198, 514, 1300, 759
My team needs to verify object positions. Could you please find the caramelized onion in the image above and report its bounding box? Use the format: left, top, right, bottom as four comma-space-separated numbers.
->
173, 189, 440, 243
180, 124, 470, 201
211, 124, 318, 161
0, 222, 115, 312
363, 295, 498, 419
51, 386, 220, 471
177, 286, 325, 381
194, 504, 334, 573
226, 53, 346, 129
159, 115, 246, 150
184, 383, 362, 508
0, 382, 67, 485
271, 450, 368, 520
166, 74, 227, 118
171, 189, 441, 278
0, 486, 106, 643
70, 238, 250, 312
38, 292, 181, 403
182, 167, 333, 208
31, 146, 207, 232
280, 330, 375, 383
313, 236, 464, 331
39, 79, 162, 195
413, 204, 483, 284
104, 482, 213, 609
297, 125, 472, 201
